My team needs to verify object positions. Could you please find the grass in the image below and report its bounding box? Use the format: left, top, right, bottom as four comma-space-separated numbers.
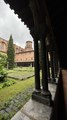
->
0, 77, 34, 110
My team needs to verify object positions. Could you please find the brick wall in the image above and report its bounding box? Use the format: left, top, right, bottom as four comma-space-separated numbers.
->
0, 37, 8, 53
15, 50, 34, 62
0, 37, 34, 63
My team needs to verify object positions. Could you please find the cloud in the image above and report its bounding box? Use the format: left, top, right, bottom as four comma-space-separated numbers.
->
0, 0, 33, 48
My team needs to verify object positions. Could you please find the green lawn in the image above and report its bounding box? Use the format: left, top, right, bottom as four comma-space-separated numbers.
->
0, 77, 34, 110
0, 77, 34, 103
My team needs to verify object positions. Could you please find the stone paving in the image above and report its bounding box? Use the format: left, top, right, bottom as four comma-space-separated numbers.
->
11, 99, 52, 120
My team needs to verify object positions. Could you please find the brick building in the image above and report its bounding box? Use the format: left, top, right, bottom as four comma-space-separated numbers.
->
0, 37, 8, 53
0, 37, 34, 66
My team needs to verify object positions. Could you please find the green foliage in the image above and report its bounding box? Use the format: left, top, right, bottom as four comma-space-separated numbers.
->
2, 80, 16, 88
7, 35, 15, 69
0, 79, 16, 89
0, 53, 7, 82
0, 53, 7, 67
0, 77, 34, 110
0, 64, 7, 82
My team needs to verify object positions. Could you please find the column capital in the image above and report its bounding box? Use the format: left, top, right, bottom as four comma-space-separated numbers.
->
30, 27, 39, 40
30, 23, 49, 41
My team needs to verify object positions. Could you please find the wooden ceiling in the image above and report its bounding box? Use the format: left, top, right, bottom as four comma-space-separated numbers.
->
4, 0, 67, 68
4, 0, 67, 43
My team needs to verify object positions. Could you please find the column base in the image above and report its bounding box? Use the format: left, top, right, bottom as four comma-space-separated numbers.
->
48, 78, 52, 83
32, 90, 52, 106
51, 78, 56, 83
34, 89, 41, 93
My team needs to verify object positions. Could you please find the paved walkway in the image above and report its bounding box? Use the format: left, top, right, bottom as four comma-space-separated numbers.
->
11, 83, 57, 120
11, 99, 52, 120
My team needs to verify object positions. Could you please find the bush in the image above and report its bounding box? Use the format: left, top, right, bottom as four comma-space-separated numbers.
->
0, 53, 7, 67
0, 64, 7, 82
2, 80, 16, 88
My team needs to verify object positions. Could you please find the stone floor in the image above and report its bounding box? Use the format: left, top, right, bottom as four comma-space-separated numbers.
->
11, 99, 52, 120
11, 83, 57, 120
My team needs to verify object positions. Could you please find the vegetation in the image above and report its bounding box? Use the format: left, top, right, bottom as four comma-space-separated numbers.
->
0, 66, 7, 82
0, 77, 34, 109
0, 53, 7, 82
7, 35, 15, 69
0, 78, 16, 89
0, 77, 34, 120
0, 53, 7, 67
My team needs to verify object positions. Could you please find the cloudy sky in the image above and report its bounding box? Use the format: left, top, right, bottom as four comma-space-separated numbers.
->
0, 0, 33, 48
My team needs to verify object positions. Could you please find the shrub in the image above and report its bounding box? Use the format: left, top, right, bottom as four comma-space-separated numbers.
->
0, 64, 7, 82
2, 80, 16, 88
0, 53, 7, 68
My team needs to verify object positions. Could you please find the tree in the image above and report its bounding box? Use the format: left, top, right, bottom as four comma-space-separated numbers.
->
7, 35, 15, 69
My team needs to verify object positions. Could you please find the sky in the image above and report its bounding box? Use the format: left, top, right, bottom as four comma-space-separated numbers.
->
0, 0, 33, 48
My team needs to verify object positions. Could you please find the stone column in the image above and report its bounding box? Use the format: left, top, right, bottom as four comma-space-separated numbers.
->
40, 38, 50, 95
34, 38, 40, 92
46, 49, 51, 82
40, 38, 48, 91
50, 50, 56, 83
46, 36, 52, 82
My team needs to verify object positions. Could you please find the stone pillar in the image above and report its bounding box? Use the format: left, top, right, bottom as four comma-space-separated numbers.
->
46, 49, 51, 82
40, 38, 51, 96
54, 53, 59, 78
34, 38, 40, 92
50, 50, 56, 83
